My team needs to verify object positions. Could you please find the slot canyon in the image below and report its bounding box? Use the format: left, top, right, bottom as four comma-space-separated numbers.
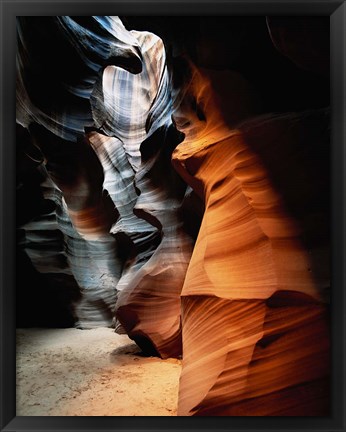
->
16, 16, 330, 416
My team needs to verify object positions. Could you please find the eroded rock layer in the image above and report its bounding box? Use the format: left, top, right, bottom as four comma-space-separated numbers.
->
172, 67, 329, 415
178, 295, 329, 416
16, 16, 330, 414
16, 17, 193, 354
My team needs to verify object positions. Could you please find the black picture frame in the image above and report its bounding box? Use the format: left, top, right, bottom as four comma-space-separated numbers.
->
1, 1, 345, 431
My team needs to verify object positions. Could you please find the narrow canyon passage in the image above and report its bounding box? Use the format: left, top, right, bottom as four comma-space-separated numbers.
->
15, 16, 330, 417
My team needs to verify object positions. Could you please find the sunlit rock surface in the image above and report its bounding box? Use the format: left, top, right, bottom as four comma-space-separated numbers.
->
114, 125, 194, 358
172, 66, 330, 415
16, 16, 330, 414
16, 16, 142, 141
90, 30, 194, 357
16, 16, 144, 328
16, 18, 193, 352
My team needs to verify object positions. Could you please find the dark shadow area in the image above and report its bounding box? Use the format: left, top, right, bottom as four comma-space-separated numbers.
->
123, 16, 329, 114
16, 250, 81, 327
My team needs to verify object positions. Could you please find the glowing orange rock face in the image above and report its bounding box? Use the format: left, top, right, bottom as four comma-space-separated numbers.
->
172, 66, 330, 415
16, 17, 330, 414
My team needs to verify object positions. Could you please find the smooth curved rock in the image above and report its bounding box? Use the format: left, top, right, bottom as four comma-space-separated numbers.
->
16, 18, 193, 348
92, 31, 194, 358
172, 65, 330, 415
16, 16, 330, 414
16, 16, 145, 327
114, 125, 194, 358
16, 16, 142, 141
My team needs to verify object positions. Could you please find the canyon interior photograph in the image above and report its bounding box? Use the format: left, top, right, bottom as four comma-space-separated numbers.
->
16, 15, 330, 416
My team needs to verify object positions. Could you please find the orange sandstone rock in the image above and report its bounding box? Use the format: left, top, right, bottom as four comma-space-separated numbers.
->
172, 66, 330, 415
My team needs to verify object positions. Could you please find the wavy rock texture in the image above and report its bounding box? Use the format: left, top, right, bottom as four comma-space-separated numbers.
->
16, 16, 330, 414
16, 16, 142, 141
16, 18, 194, 353
172, 66, 330, 415
89, 30, 194, 357
16, 16, 145, 328
18, 161, 122, 328
114, 125, 194, 358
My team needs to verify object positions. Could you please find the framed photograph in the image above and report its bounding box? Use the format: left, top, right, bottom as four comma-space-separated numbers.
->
1, 1, 345, 431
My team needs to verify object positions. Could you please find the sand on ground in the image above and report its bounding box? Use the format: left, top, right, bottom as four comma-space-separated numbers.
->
16, 327, 182, 416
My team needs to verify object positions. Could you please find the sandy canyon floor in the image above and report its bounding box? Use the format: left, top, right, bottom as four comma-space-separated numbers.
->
16, 327, 181, 416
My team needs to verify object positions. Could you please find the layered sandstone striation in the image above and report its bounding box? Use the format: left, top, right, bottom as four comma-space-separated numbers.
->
172, 66, 330, 415
16, 16, 330, 415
